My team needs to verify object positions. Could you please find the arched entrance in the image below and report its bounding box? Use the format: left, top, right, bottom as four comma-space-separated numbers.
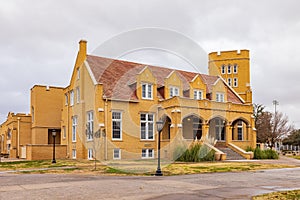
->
182, 115, 202, 140
209, 117, 226, 141
161, 116, 171, 140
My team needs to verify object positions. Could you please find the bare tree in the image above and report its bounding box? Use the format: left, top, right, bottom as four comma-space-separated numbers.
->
256, 111, 294, 148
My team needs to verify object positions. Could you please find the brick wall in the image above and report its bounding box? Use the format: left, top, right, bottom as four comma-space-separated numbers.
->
26, 144, 67, 160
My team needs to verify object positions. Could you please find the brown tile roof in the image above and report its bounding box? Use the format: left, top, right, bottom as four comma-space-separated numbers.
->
86, 55, 243, 104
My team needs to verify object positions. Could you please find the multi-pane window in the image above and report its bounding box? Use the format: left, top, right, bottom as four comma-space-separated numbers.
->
140, 113, 154, 140
142, 83, 153, 99
70, 90, 74, 106
113, 149, 121, 159
233, 78, 238, 87
215, 119, 225, 141
233, 64, 238, 74
193, 117, 202, 140
76, 87, 80, 104
193, 90, 203, 100
170, 87, 179, 98
142, 149, 154, 158
65, 94, 68, 105
87, 111, 94, 141
72, 149, 76, 159
72, 116, 77, 142
221, 65, 226, 74
112, 112, 122, 140
216, 93, 225, 102
88, 148, 93, 160
228, 78, 232, 86
227, 65, 231, 74
237, 120, 243, 140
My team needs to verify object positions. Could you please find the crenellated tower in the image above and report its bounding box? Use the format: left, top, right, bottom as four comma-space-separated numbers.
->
208, 50, 252, 103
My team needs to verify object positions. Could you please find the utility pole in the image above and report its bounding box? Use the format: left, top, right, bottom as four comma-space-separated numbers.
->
273, 100, 279, 114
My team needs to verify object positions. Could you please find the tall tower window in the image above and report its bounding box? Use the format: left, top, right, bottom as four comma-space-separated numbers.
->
228, 78, 232, 86
227, 65, 231, 74
233, 64, 238, 74
233, 78, 238, 87
221, 65, 226, 74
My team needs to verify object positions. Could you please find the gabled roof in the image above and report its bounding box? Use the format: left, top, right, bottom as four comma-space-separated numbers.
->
85, 55, 243, 104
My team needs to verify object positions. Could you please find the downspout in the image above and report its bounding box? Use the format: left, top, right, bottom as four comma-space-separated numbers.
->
67, 90, 70, 158
104, 98, 108, 160
17, 117, 20, 158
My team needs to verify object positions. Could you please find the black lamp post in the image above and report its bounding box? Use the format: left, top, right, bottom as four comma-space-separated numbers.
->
52, 130, 56, 164
155, 120, 164, 176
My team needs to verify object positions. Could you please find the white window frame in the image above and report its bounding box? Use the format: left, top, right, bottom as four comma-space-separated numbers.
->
170, 86, 179, 98
72, 116, 77, 142
228, 78, 232, 86
63, 126, 66, 139
221, 65, 226, 74
77, 68, 80, 80
72, 149, 76, 159
233, 64, 238, 74
216, 93, 225, 102
140, 113, 154, 140
141, 83, 153, 100
76, 87, 80, 104
112, 111, 122, 140
87, 111, 94, 141
88, 148, 93, 160
237, 120, 243, 140
113, 148, 121, 160
70, 90, 74, 106
227, 65, 231, 74
193, 90, 203, 100
142, 149, 154, 159
233, 78, 238, 87
65, 93, 68, 105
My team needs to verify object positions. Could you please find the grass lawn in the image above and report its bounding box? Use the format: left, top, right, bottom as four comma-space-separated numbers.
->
252, 189, 300, 200
288, 155, 300, 160
0, 159, 296, 175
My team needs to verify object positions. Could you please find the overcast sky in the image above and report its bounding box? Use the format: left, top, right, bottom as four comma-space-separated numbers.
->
1, 0, 300, 128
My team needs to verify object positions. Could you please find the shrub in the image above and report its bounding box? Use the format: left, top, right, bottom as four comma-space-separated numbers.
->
176, 143, 215, 162
246, 146, 255, 152
253, 147, 279, 159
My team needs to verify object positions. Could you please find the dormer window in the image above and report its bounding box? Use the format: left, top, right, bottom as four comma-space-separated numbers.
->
170, 86, 179, 98
193, 90, 203, 100
142, 83, 153, 99
216, 92, 225, 102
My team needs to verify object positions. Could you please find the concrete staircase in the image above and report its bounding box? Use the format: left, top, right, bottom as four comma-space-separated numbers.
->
217, 147, 246, 160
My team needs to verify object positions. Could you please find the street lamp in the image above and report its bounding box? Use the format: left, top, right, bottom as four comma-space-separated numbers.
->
155, 120, 164, 176
52, 130, 56, 164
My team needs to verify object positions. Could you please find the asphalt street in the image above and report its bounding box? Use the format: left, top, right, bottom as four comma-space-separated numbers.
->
0, 167, 299, 200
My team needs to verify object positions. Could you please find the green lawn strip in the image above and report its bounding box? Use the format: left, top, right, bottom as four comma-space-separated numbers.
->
252, 189, 300, 200
0, 160, 296, 176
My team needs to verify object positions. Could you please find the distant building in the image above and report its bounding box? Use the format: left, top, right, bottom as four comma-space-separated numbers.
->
0, 40, 256, 161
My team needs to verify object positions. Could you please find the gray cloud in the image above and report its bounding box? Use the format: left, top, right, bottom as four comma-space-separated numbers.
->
0, 0, 300, 128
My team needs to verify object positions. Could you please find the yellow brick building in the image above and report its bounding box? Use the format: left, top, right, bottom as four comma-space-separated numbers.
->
1, 40, 256, 161
61, 40, 256, 161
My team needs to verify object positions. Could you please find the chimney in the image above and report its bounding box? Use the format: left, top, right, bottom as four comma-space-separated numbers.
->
79, 39, 87, 56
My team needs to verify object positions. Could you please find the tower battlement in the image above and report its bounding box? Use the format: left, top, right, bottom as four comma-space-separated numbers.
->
209, 50, 249, 62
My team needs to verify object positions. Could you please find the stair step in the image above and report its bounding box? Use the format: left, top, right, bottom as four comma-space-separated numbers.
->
218, 147, 246, 160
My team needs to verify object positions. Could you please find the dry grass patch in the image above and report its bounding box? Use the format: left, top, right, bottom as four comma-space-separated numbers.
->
162, 162, 295, 175
252, 189, 300, 200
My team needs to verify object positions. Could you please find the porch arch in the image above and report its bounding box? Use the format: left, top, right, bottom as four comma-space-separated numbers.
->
208, 117, 227, 141
231, 118, 250, 141
182, 115, 203, 140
